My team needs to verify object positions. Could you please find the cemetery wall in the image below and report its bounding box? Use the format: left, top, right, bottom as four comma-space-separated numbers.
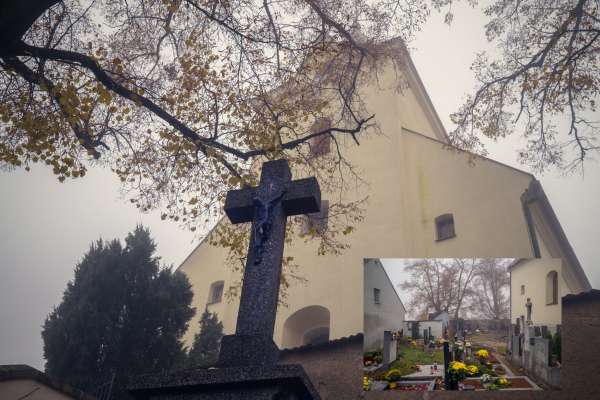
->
452, 318, 510, 332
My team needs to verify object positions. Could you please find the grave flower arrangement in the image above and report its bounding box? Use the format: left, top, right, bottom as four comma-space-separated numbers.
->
494, 377, 511, 388
466, 364, 479, 377
475, 349, 489, 360
448, 361, 468, 381
383, 369, 403, 382
363, 376, 372, 391
480, 374, 493, 384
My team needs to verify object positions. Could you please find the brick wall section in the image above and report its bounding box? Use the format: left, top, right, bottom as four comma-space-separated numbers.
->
562, 289, 600, 397
278, 290, 600, 399
279, 335, 364, 399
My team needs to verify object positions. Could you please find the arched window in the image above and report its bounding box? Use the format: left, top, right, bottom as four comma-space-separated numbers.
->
207, 280, 224, 304
282, 305, 330, 348
546, 271, 558, 305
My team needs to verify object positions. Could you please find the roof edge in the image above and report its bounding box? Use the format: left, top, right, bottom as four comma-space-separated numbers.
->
522, 179, 592, 291
402, 127, 535, 179
375, 258, 406, 313
0, 364, 97, 400
391, 39, 449, 143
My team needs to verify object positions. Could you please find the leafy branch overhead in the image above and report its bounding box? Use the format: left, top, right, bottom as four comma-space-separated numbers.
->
450, 0, 600, 172
0, 0, 427, 258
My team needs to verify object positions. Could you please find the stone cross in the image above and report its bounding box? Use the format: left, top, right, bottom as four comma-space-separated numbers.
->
217, 159, 321, 367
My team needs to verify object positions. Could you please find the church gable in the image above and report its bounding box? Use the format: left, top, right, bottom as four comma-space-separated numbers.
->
355, 38, 449, 145
521, 180, 591, 293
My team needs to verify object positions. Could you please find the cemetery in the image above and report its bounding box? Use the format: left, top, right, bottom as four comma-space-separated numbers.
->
363, 330, 541, 392
2, 2, 600, 399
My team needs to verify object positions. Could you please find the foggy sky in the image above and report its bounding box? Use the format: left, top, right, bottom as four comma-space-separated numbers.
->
1, 3, 598, 371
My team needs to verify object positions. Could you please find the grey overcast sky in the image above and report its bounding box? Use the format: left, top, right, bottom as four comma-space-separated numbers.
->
1, 2, 599, 371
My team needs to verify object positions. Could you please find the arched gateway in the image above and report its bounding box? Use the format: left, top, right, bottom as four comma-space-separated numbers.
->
281, 305, 330, 348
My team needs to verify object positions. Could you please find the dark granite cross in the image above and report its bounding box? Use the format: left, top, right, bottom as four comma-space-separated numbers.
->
217, 159, 321, 367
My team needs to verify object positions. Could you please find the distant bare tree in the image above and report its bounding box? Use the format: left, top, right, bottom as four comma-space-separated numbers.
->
468, 258, 510, 320
400, 258, 477, 319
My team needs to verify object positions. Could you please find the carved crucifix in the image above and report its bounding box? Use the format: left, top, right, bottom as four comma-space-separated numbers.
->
217, 159, 321, 366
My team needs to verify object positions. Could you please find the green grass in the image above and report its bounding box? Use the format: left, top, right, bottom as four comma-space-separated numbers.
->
387, 344, 444, 377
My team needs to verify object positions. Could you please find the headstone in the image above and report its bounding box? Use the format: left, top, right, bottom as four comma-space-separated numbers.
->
412, 321, 420, 339
518, 333, 523, 356
383, 331, 397, 365
443, 341, 451, 390
129, 159, 322, 400
534, 326, 542, 337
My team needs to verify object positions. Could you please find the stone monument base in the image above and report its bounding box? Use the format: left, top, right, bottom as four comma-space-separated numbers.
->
128, 364, 320, 400
217, 334, 279, 366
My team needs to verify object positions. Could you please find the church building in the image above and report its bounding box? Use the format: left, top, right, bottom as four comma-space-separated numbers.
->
363, 258, 405, 351
177, 39, 591, 353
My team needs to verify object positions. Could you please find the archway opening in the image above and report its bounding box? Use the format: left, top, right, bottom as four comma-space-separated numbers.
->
282, 305, 330, 348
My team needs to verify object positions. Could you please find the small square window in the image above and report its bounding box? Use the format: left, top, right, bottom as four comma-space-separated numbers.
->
373, 288, 381, 305
208, 281, 224, 304
435, 214, 455, 241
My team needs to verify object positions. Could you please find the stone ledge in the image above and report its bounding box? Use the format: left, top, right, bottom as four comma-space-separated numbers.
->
128, 364, 320, 400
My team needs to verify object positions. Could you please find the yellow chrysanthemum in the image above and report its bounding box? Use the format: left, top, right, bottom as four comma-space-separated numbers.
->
449, 361, 467, 371
475, 349, 489, 359
497, 377, 509, 386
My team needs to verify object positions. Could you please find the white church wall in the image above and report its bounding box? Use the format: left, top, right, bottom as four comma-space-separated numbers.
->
363, 258, 406, 351
510, 258, 564, 326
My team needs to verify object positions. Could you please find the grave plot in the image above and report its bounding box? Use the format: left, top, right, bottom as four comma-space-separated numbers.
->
363, 337, 445, 391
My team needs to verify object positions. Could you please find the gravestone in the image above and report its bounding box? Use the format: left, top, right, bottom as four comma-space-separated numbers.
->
129, 159, 322, 400
443, 342, 451, 390
411, 321, 420, 339
534, 326, 542, 337
383, 331, 398, 365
